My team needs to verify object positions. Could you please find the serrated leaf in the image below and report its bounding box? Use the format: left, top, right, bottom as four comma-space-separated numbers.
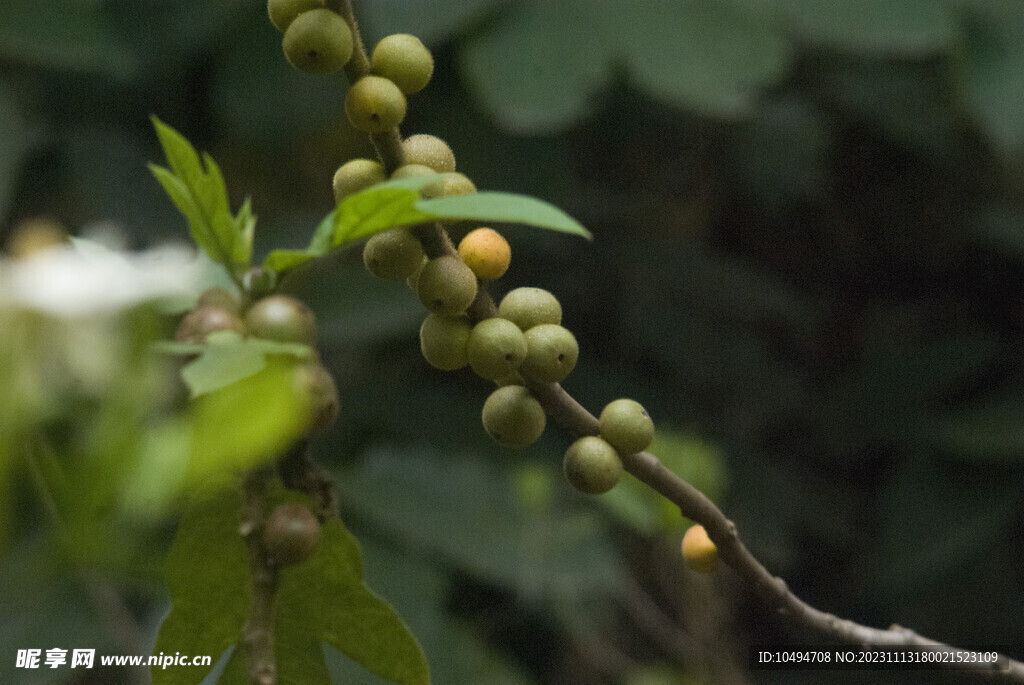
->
149, 116, 254, 276
283, 519, 430, 685
152, 488, 249, 685
416, 191, 592, 239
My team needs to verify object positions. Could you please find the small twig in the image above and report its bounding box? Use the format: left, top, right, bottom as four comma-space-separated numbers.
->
276, 438, 337, 521
240, 466, 278, 685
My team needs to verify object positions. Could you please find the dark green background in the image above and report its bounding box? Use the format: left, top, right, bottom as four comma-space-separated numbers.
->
2, 1, 1023, 683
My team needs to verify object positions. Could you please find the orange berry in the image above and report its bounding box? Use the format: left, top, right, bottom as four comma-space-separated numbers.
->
681, 524, 718, 573
457, 227, 510, 280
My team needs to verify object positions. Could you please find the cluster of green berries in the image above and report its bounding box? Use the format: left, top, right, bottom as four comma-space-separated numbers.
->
277, 13, 658, 498
175, 287, 339, 434
269, 0, 434, 135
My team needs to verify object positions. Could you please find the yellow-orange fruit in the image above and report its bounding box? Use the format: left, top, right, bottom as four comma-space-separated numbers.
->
457, 228, 510, 280
681, 524, 718, 573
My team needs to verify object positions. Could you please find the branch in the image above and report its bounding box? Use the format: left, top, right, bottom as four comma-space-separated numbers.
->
330, 3, 1024, 681
240, 466, 278, 685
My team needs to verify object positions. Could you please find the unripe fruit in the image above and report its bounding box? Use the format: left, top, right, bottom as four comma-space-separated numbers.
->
416, 256, 478, 315
370, 34, 434, 94
401, 134, 456, 173
362, 228, 425, 280
176, 306, 246, 343
599, 399, 655, 455
521, 324, 578, 383
345, 75, 407, 133
245, 295, 316, 345
267, 0, 323, 33
422, 172, 476, 199
196, 287, 242, 316
333, 158, 386, 203
481, 385, 545, 448
458, 228, 511, 280
498, 287, 562, 331
282, 9, 353, 75
390, 163, 438, 181
292, 362, 339, 433
467, 317, 527, 381
563, 436, 622, 495
681, 525, 718, 573
263, 503, 321, 566
419, 314, 472, 371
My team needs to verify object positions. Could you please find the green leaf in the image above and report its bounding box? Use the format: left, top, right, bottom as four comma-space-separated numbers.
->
165, 333, 313, 398
152, 488, 250, 685
0, 0, 140, 80
621, 0, 793, 118
461, 0, 611, 134
331, 180, 438, 247
957, 5, 1024, 154
460, 0, 792, 130
764, 0, 958, 56
149, 116, 254, 276
157, 491, 428, 685
262, 177, 590, 276
336, 447, 620, 598
280, 520, 430, 685
416, 192, 592, 239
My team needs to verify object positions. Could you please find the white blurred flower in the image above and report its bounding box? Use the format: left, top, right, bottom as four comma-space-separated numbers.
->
0, 239, 209, 317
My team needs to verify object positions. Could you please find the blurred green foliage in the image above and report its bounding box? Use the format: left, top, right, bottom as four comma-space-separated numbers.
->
2, 1, 1024, 684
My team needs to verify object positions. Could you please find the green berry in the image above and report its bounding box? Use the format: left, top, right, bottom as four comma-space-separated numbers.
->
263, 503, 321, 566
245, 295, 316, 345
333, 158, 386, 203
416, 255, 478, 315
175, 306, 246, 343
498, 287, 562, 331
521, 324, 578, 383
345, 75, 407, 133
422, 172, 476, 199
563, 436, 622, 494
362, 228, 425, 280
267, 0, 323, 32
467, 317, 527, 381
599, 399, 654, 455
390, 163, 438, 180
419, 314, 472, 371
481, 385, 545, 448
401, 134, 455, 173
370, 33, 434, 94
292, 362, 339, 433
196, 287, 241, 316
282, 9, 353, 75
